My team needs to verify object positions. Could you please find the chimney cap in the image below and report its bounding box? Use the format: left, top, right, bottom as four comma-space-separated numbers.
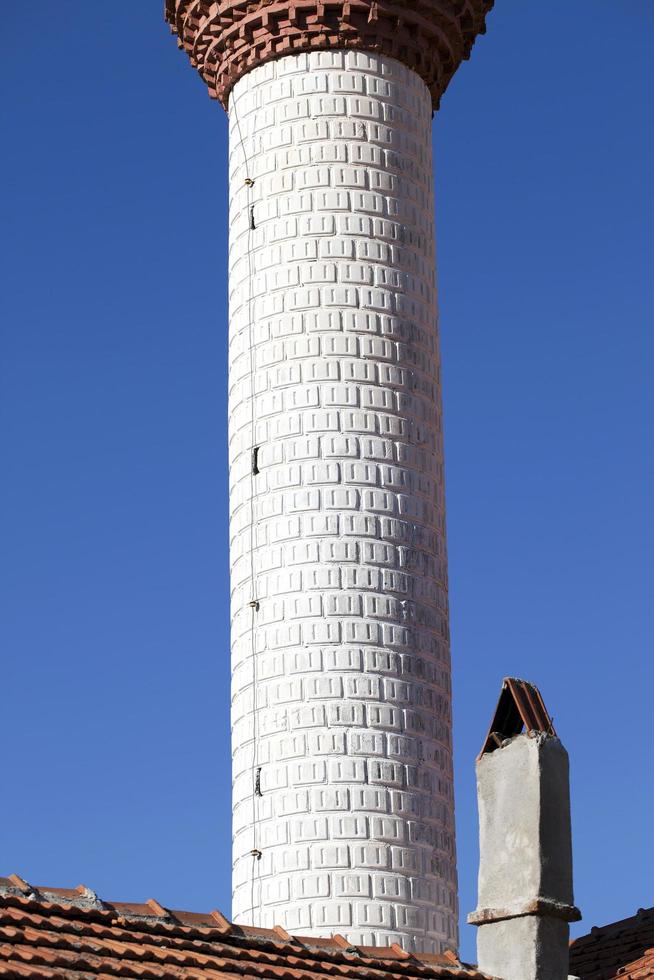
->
478, 677, 556, 760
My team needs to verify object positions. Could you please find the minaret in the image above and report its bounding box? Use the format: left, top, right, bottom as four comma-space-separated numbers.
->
165, 0, 493, 955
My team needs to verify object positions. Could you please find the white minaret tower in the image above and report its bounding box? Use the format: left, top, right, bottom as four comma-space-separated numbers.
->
165, 0, 493, 955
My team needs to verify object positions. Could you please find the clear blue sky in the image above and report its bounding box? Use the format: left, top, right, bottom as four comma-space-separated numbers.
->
2, 0, 653, 962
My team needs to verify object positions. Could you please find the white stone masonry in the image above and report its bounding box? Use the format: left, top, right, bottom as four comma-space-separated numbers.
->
228, 51, 456, 954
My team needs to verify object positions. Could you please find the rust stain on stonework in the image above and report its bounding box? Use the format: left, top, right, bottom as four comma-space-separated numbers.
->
164, 0, 494, 110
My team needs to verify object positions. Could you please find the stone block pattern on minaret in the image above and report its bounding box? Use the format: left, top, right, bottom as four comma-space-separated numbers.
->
228, 51, 456, 954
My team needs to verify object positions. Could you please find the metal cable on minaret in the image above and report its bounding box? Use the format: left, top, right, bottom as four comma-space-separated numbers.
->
164, 0, 494, 956
231, 90, 264, 924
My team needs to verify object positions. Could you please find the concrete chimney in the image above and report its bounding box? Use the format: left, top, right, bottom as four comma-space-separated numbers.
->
468, 678, 581, 980
164, 0, 494, 954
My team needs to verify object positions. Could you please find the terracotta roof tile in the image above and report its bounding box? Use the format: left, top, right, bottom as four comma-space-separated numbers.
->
570, 907, 654, 979
0, 876, 492, 980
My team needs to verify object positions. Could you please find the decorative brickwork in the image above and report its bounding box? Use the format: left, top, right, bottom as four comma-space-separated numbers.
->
228, 50, 455, 953
165, 0, 494, 110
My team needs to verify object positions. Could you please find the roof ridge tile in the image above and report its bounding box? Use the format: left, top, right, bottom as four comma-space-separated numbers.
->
0, 879, 491, 979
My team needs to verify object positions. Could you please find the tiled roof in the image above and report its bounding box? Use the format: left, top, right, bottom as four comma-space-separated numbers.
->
0, 875, 491, 980
570, 906, 654, 979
